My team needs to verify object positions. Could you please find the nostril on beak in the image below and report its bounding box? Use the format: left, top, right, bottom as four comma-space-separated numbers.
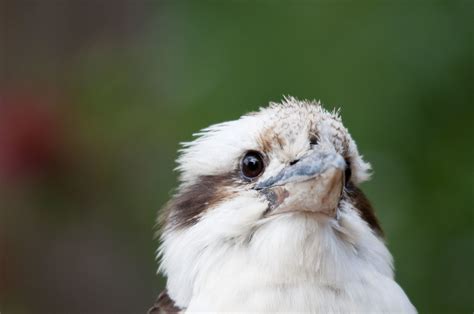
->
289, 159, 300, 166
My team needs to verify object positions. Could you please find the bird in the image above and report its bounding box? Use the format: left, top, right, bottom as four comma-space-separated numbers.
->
148, 97, 416, 313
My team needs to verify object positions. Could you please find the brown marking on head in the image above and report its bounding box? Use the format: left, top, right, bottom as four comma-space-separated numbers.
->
258, 128, 285, 153
273, 133, 285, 150
345, 182, 383, 237
160, 173, 237, 230
258, 132, 272, 153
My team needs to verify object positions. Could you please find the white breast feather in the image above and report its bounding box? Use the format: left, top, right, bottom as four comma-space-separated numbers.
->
159, 195, 416, 313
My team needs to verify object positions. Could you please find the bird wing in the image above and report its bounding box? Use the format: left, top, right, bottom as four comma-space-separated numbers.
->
147, 290, 183, 314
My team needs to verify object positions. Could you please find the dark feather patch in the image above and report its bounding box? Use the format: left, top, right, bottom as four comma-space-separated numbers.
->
345, 182, 383, 237
162, 173, 237, 229
148, 290, 182, 314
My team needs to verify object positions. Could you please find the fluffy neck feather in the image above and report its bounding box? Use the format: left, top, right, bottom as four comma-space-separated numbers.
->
159, 199, 395, 310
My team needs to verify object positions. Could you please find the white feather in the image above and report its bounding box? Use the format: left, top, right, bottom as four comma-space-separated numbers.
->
160, 193, 415, 312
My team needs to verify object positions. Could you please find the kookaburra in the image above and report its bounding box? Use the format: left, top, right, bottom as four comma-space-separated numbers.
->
149, 97, 416, 313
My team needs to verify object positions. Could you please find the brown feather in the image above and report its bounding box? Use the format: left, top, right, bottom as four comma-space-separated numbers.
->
345, 182, 384, 237
161, 173, 237, 230
148, 290, 182, 314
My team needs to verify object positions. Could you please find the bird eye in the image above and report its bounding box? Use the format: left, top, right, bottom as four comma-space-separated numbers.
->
309, 134, 318, 146
241, 151, 265, 179
344, 159, 352, 185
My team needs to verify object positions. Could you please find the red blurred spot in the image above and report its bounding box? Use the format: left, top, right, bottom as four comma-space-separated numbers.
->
0, 93, 64, 182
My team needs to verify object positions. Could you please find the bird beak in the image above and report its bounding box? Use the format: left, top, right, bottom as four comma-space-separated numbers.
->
256, 151, 346, 217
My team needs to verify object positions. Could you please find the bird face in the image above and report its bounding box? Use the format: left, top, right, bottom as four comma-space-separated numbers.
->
161, 97, 373, 236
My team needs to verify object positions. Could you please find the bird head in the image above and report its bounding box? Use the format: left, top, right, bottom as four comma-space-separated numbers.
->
158, 97, 386, 306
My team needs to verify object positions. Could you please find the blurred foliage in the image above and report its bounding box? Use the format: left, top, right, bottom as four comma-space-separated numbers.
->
1, 1, 473, 313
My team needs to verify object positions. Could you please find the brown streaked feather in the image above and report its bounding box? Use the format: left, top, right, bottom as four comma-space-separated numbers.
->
345, 182, 383, 237
161, 173, 237, 230
148, 290, 182, 314
258, 128, 286, 153
258, 132, 273, 153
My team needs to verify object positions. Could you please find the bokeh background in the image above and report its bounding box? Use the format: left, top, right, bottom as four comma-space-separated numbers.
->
1, 1, 473, 313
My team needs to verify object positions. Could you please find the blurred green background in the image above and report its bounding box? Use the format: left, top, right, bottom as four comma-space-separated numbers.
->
1, 1, 472, 313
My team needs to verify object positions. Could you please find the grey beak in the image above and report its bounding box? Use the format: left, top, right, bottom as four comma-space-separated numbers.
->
255, 151, 346, 190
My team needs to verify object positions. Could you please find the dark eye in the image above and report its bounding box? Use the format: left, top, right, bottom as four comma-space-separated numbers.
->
241, 151, 265, 179
344, 159, 352, 185
309, 134, 318, 146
